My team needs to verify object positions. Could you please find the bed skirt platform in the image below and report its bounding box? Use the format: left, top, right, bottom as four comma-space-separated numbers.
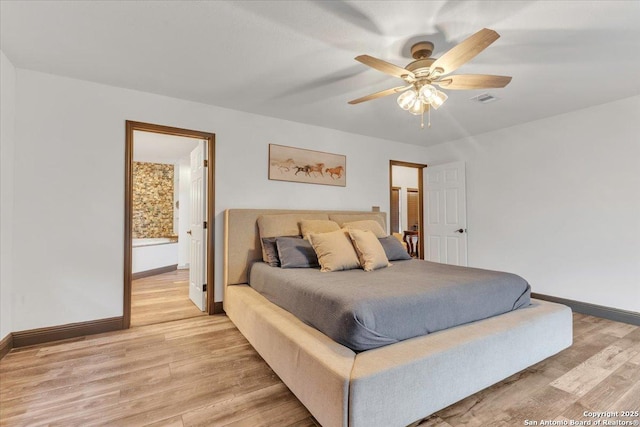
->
225, 284, 354, 427
225, 285, 572, 427
349, 299, 572, 427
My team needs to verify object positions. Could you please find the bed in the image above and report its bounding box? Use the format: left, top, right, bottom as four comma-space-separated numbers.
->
223, 209, 573, 427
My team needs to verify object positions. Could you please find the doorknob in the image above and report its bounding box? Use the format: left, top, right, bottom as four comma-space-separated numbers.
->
455, 228, 465, 233
186, 230, 192, 235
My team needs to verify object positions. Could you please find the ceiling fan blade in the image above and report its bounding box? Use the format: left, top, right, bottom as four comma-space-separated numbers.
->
429, 28, 500, 77
434, 74, 512, 90
348, 85, 412, 105
355, 55, 415, 81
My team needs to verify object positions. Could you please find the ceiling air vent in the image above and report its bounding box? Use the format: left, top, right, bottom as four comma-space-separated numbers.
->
470, 93, 499, 104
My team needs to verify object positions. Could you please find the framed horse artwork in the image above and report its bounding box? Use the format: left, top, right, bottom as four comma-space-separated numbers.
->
268, 144, 346, 187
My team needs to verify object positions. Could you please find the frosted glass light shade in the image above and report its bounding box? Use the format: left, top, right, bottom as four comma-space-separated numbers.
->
418, 84, 437, 102
431, 90, 448, 110
397, 90, 417, 110
409, 99, 425, 115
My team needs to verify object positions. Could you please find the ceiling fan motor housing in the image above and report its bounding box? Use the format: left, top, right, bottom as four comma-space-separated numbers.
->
406, 58, 436, 78
410, 41, 434, 59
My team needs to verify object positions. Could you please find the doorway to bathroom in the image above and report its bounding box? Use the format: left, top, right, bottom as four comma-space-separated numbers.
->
390, 160, 427, 259
124, 121, 216, 329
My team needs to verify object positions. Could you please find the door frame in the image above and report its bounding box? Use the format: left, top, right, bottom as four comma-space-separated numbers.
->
390, 186, 401, 234
124, 120, 217, 329
389, 160, 428, 259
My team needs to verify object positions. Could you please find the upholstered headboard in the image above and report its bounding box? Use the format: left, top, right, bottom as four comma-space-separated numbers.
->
223, 209, 387, 290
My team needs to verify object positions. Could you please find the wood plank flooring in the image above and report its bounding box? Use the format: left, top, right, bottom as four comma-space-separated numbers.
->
0, 315, 317, 427
419, 313, 640, 426
1, 312, 638, 426
131, 269, 206, 327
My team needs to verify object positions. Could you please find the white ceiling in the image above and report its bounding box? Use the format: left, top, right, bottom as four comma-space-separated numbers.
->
2, 1, 639, 147
133, 130, 200, 163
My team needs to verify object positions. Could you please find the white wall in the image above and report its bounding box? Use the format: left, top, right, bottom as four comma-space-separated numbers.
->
12, 69, 430, 331
424, 96, 640, 313
0, 51, 16, 339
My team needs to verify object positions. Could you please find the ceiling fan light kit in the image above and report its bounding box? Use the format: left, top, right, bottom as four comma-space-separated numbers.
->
409, 98, 427, 116
431, 90, 448, 109
418, 84, 437, 102
397, 90, 417, 110
349, 28, 512, 129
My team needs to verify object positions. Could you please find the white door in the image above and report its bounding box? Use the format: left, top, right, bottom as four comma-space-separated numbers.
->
423, 161, 468, 266
188, 141, 206, 311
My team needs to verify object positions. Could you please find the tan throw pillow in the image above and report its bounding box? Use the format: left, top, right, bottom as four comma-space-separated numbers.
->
308, 229, 360, 272
348, 229, 390, 271
300, 220, 340, 240
343, 219, 387, 238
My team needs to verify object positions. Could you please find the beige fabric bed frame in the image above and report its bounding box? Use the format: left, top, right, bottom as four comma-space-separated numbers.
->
223, 209, 573, 427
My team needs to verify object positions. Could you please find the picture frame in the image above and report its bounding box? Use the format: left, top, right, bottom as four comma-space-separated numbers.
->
268, 144, 346, 187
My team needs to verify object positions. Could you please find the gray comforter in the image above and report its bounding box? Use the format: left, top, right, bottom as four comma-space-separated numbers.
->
249, 259, 531, 351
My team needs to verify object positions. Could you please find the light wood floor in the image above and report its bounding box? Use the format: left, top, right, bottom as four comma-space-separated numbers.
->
131, 269, 206, 327
419, 313, 640, 426
1, 313, 638, 426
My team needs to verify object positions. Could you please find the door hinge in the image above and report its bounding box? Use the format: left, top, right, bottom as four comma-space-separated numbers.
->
203, 159, 208, 167
203, 284, 207, 292
203, 221, 207, 229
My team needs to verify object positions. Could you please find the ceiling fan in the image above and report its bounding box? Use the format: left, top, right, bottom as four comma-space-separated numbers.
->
348, 28, 512, 128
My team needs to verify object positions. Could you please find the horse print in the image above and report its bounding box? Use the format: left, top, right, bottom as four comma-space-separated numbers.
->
295, 163, 325, 177
325, 165, 344, 179
270, 158, 295, 172
268, 144, 346, 187
294, 165, 311, 176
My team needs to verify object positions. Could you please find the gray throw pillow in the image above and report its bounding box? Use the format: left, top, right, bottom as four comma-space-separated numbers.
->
276, 237, 320, 268
378, 236, 412, 261
261, 236, 301, 267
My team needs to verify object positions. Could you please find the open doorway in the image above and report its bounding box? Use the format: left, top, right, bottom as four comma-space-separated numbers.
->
390, 160, 427, 259
124, 121, 216, 329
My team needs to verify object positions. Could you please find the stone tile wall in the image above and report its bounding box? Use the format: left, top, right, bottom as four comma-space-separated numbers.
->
133, 162, 175, 238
